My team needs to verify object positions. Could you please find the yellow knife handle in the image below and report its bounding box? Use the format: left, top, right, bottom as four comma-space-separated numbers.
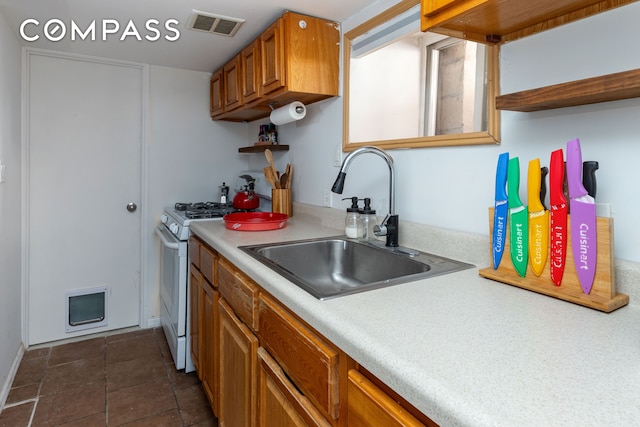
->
528, 158, 545, 212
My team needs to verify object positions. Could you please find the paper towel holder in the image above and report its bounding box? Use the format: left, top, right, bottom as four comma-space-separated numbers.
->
269, 102, 305, 114
269, 101, 307, 125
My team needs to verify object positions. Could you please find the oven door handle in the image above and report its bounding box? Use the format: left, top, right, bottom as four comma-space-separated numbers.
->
155, 225, 180, 249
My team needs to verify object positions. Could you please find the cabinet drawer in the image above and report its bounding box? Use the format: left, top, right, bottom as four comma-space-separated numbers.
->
188, 236, 200, 267
257, 347, 331, 427
348, 370, 426, 427
218, 257, 258, 330
258, 294, 340, 420
199, 244, 217, 286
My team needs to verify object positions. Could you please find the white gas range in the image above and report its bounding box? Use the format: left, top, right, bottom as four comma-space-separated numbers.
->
155, 172, 270, 372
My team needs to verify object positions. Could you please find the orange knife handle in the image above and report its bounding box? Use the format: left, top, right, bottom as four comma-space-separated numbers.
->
527, 158, 544, 212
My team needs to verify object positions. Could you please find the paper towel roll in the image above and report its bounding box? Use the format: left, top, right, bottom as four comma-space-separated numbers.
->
270, 101, 306, 125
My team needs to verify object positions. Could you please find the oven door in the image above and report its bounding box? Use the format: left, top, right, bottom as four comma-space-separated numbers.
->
155, 225, 188, 369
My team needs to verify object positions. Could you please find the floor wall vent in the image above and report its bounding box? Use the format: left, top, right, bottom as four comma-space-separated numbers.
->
186, 10, 245, 37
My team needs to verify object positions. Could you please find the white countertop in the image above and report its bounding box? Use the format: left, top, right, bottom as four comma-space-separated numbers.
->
190, 207, 640, 427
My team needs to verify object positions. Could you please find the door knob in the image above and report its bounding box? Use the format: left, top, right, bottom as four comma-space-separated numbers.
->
126, 202, 137, 212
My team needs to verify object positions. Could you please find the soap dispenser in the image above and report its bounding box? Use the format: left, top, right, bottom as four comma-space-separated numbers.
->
359, 198, 377, 241
219, 182, 229, 204
343, 197, 361, 239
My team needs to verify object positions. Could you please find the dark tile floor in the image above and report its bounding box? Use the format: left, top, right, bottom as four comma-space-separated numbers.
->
0, 328, 217, 426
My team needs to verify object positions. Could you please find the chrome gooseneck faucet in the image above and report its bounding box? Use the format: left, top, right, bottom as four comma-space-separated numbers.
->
331, 146, 398, 247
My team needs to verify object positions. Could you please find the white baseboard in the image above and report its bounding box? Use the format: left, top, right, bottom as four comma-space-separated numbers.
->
146, 317, 161, 328
0, 343, 25, 411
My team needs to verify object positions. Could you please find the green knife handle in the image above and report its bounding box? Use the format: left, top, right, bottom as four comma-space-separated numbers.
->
508, 157, 523, 209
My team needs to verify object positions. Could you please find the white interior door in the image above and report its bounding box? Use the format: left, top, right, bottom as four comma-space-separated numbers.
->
27, 51, 144, 344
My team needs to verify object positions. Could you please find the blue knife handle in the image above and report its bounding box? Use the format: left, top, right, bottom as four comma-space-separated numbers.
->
495, 153, 509, 201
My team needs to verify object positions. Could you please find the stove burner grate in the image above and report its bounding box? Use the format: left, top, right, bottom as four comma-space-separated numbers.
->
174, 201, 253, 219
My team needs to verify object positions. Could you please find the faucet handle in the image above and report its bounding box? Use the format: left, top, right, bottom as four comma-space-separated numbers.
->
373, 214, 390, 237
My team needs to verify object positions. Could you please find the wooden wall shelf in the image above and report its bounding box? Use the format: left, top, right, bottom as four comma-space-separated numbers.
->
238, 145, 289, 153
421, 0, 637, 45
496, 68, 640, 112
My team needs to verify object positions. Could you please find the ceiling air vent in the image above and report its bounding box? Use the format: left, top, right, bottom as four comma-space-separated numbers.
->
187, 10, 245, 37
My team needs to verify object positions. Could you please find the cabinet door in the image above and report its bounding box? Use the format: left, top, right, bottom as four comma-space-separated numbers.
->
189, 264, 201, 375
260, 17, 285, 95
218, 298, 258, 427
257, 347, 330, 427
347, 370, 425, 427
241, 39, 262, 104
210, 69, 224, 117
223, 55, 243, 111
201, 279, 219, 415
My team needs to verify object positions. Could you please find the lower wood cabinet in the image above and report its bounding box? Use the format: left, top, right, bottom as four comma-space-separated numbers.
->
218, 297, 259, 427
257, 347, 331, 427
201, 278, 219, 414
190, 236, 438, 427
189, 264, 201, 374
347, 370, 426, 427
189, 258, 219, 413
258, 293, 340, 422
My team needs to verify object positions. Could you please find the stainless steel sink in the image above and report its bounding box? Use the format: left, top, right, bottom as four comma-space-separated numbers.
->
240, 237, 474, 300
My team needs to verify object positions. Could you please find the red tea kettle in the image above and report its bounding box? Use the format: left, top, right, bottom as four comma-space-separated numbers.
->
233, 175, 260, 210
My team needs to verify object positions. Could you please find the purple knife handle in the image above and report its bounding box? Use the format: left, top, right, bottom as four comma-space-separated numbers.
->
566, 138, 588, 198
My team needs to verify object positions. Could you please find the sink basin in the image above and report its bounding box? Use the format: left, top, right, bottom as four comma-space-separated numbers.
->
240, 237, 474, 300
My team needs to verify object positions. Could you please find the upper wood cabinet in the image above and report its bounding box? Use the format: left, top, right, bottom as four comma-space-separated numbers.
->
420, 0, 637, 44
241, 39, 262, 104
210, 69, 224, 117
223, 55, 243, 112
211, 11, 340, 122
260, 18, 285, 96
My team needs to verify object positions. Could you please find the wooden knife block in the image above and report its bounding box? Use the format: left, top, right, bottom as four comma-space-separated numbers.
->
478, 208, 628, 312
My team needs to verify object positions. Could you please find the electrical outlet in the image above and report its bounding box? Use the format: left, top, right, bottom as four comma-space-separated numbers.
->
333, 144, 342, 167
323, 189, 332, 207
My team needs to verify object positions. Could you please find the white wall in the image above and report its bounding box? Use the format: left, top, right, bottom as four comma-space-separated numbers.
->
0, 10, 24, 405
270, 0, 640, 263
145, 65, 247, 323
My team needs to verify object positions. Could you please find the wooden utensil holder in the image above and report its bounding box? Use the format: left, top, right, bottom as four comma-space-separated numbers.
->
272, 189, 292, 217
478, 208, 628, 312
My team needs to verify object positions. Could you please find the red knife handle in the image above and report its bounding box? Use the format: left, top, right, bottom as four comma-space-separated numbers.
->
550, 149, 567, 205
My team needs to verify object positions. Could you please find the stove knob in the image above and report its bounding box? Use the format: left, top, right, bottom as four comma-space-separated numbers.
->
169, 223, 179, 234
160, 214, 168, 224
